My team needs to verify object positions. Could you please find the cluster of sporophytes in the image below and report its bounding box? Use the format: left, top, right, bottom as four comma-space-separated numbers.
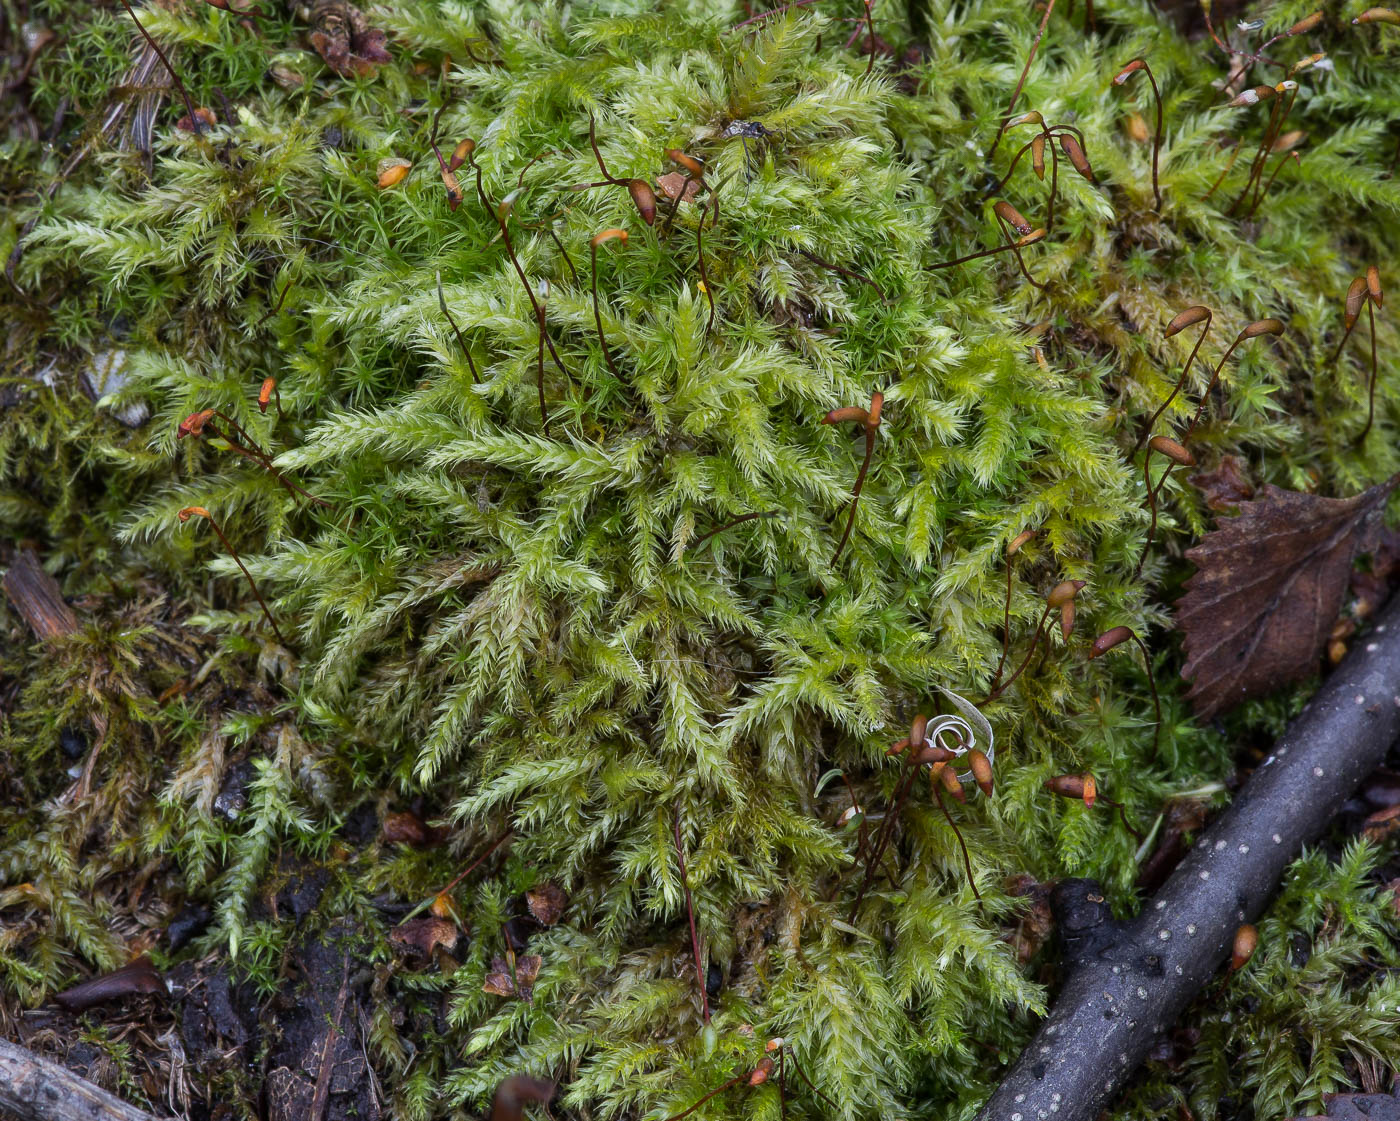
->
2, 0, 1400, 1117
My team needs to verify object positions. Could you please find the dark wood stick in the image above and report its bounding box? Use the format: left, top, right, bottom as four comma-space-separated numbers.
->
0, 1037, 160, 1121
3, 550, 78, 640
975, 592, 1400, 1121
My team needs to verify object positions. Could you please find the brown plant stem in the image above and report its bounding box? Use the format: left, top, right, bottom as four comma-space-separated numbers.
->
471, 161, 572, 385
989, 0, 1057, 160
180, 508, 285, 643
697, 189, 719, 339
1129, 631, 1162, 753
930, 228, 1047, 272
437, 271, 480, 383
688, 510, 780, 551
1134, 448, 1165, 581
796, 248, 887, 300
1135, 310, 1211, 456
661, 1076, 744, 1121
847, 748, 923, 920
995, 213, 1047, 291
832, 418, 876, 564
990, 556, 1017, 693
1202, 139, 1243, 200
1359, 299, 1379, 444
984, 604, 1051, 702
673, 811, 710, 1023
589, 243, 621, 378
1243, 150, 1299, 221
535, 300, 549, 435
932, 779, 982, 901
115, 0, 204, 138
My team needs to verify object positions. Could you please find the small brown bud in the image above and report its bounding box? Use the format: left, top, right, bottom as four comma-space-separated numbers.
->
177, 506, 211, 523
1355, 7, 1400, 24
1270, 129, 1307, 153
377, 158, 411, 188
257, 378, 276, 414
822, 406, 869, 426
1230, 923, 1258, 970
1287, 11, 1324, 35
915, 744, 957, 766
886, 736, 910, 756
1148, 435, 1196, 466
1008, 529, 1036, 556
176, 107, 218, 132
1002, 111, 1045, 132
1031, 133, 1046, 178
665, 149, 705, 178
939, 761, 966, 803
1046, 579, 1086, 609
1059, 600, 1075, 642
749, 1057, 775, 1086
627, 179, 657, 225
1124, 112, 1150, 144
1082, 773, 1097, 808
1045, 773, 1087, 800
1346, 276, 1369, 328
1328, 637, 1348, 664
867, 392, 884, 428
967, 749, 994, 796
1367, 265, 1383, 308
590, 228, 629, 249
765, 1037, 784, 1052
178, 409, 215, 437
1240, 318, 1285, 340
1226, 85, 1276, 108
1164, 305, 1211, 337
909, 714, 928, 749
440, 167, 463, 211
1058, 134, 1094, 181
994, 200, 1033, 236
1112, 59, 1146, 85
1288, 52, 1327, 76
448, 138, 475, 171
1089, 626, 1133, 659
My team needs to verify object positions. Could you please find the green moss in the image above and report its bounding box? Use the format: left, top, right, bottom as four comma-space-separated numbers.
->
2, 0, 1400, 1117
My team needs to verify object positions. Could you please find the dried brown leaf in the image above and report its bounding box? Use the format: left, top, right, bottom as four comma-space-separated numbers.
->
1190, 455, 1255, 513
483, 954, 541, 1000
488, 1075, 555, 1121
1176, 475, 1400, 718
524, 883, 567, 926
390, 917, 458, 959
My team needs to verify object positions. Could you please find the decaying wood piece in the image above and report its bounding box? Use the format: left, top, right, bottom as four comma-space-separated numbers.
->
976, 593, 1400, 1121
0, 1037, 161, 1121
3, 549, 78, 640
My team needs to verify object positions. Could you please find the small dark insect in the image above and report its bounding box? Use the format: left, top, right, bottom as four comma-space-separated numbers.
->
721, 119, 780, 140
721, 119, 781, 184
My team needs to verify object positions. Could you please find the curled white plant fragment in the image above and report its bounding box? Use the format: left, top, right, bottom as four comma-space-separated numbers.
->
930, 685, 994, 784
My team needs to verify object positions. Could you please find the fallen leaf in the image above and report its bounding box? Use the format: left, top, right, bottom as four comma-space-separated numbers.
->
307, 0, 390, 78
1190, 455, 1255, 513
483, 954, 541, 1000
656, 171, 701, 202
1363, 803, 1400, 843
489, 1076, 555, 1121
390, 917, 458, 959
382, 811, 428, 845
525, 883, 567, 926
53, 956, 165, 1011
1176, 475, 1400, 719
